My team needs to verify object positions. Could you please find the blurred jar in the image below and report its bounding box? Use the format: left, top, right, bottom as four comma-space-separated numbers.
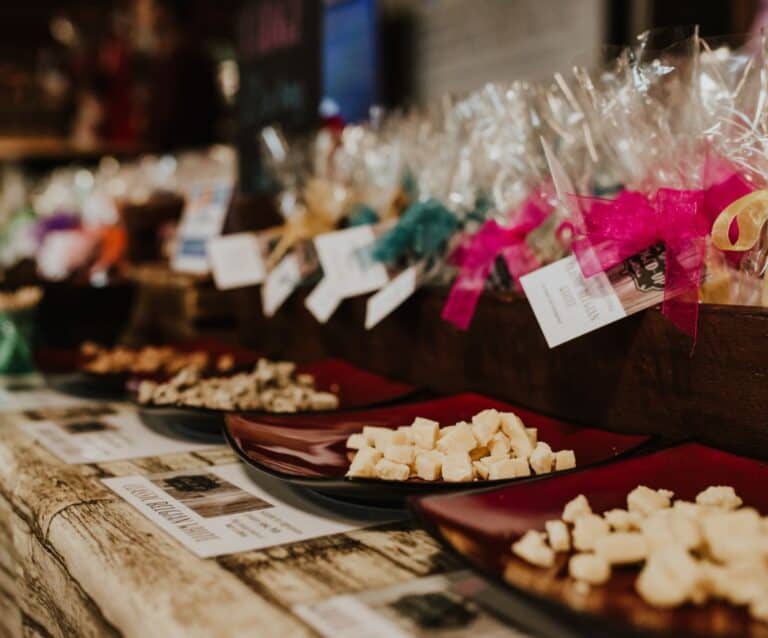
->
0, 287, 42, 374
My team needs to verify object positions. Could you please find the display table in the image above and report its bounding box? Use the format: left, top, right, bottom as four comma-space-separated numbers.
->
0, 413, 456, 638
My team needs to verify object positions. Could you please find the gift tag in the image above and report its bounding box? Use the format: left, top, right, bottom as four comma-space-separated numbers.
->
261, 253, 301, 317
208, 233, 266, 290
520, 255, 626, 348
314, 225, 389, 297
365, 264, 422, 329
305, 277, 343, 323
173, 181, 233, 274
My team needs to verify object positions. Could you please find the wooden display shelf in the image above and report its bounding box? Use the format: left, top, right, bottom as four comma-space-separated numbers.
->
235, 286, 768, 460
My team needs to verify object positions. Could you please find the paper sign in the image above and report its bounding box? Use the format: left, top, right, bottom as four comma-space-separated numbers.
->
261, 253, 302, 317
520, 255, 626, 347
294, 572, 531, 638
208, 233, 266, 290
103, 463, 395, 557
0, 381, 90, 414
365, 264, 421, 329
20, 406, 217, 464
521, 245, 669, 348
305, 277, 343, 323
173, 181, 233, 274
314, 225, 389, 297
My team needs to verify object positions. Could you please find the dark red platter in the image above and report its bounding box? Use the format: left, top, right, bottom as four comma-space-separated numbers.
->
225, 392, 653, 506
410, 442, 768, 638
138, 358, 418, 439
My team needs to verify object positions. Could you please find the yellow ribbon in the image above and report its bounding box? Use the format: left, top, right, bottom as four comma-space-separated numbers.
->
711, 190, 768, 251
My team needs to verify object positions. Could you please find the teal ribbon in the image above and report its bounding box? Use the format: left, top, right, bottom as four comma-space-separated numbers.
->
346, 204, 379, 227
371, 199, 459, 265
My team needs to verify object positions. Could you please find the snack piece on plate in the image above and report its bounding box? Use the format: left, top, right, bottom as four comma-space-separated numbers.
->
344, 409, 577, 482
506, 483, 768, 623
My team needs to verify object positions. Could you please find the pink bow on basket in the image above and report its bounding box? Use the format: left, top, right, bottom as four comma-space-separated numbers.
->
569, 172, 752, 340
441, 194, 550, 330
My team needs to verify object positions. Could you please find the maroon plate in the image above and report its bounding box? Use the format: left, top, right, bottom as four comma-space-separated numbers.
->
410, 443, 768, 638
138, 359, 418, 440
225, 393, 653, 506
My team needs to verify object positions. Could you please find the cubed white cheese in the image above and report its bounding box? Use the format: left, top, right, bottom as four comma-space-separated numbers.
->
529, 442, 554, 475
562, 494, 593, 523
414, 450, 443, 481
411, 417, 440, 450
488, 432, 511, 457
603, 508, 641, 531
594, 532, 647, 564
636, 546, 701, 608
572, 514, 610, 551
526, 427, 538, 446
554, 449, 576, 471
383, 444, 414, 465
441, 453, 474, 482
641, 509, 702, 552
437, 422, 477, 455
473, 459, 490, 480
511, 458, 531, 477
363, 426, 394, 450
695, 485, 743, 511
347, 447, 382, 477
471, 409, 501, 446
500, 412, 534, 458
627, 486, 674, 517
374, 458, 410, 481
569, 553, 611, 585
488, 458, 518, 480
346, 433, 367, 450
545, 520, 570, 552
511, 530, 555, 568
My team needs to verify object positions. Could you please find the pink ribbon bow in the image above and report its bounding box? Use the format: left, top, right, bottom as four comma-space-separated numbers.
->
570, 172, 752, 340
441, 195, 549, 330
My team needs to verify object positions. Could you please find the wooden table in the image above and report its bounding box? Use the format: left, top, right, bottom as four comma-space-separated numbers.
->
0, 412, 461, 638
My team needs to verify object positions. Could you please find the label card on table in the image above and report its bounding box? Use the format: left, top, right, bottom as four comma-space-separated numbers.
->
305, 277, 343, 324
521, 246, 667, 348
173, 181, 233, 275
0, 384, 89, 414
314, 225, 389, 297
208, 233, 267, 290
21, 406, 217, 464
365, 263, 422, 330
261, 253, 302, 317
103, 463, 395, 558
294, 571, 532, 638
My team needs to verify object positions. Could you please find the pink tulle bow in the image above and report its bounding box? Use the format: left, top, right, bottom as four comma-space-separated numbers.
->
441, 196, 549, 330
570, 173, 753, 340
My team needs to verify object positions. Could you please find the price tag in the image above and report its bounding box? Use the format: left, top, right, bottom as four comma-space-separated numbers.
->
314, 225, 388, 297
208, 233, 266, 290
520, 256, 626, 348
305, 277, 343, 324
172, 181, 233, 274
261, 254, 301, 317
365, 264, 421, 329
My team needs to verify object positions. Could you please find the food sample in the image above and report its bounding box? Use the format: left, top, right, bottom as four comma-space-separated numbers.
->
137, 357, 339, 413
506, 484, 768, 623
80, 343, 236, 376
345, 408, 576, 482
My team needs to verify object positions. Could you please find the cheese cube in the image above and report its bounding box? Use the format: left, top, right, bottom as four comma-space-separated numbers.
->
500, 412, 534, 458
347, 447, 382, 477
363, 426, 394, 450
572, 514, 610, 551
437, 422, 477, 454
695, 485, 743, 511
488, 458, 518, 480
636, 546, 701, 608
470, 446, 490, 461
383, 444, 414, 465
396, 426, 414, 444
702, 509, 762, 564
471, 409, 501, 446
604, 508, 641, 531
530, 442, 554, 474
390, 430, 410, 445
512, 530, 555, 568
627, 486, 674, 517
441, 452, 474, 482
569, 553, 611, 585
346, 433, 367, 450
594, 532, 647, 564
545, 520, 570, 552
374, 458, 410, 481
554, 449, 576, 471
411, 417, 440, 450
488, 432, 511, 457
526, 427, 538, 446
473, 460, 490, 480
414, 450, 443, 481
511, 457, 531, 477
562, 494, 593, 523
641, 509, 702, 552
